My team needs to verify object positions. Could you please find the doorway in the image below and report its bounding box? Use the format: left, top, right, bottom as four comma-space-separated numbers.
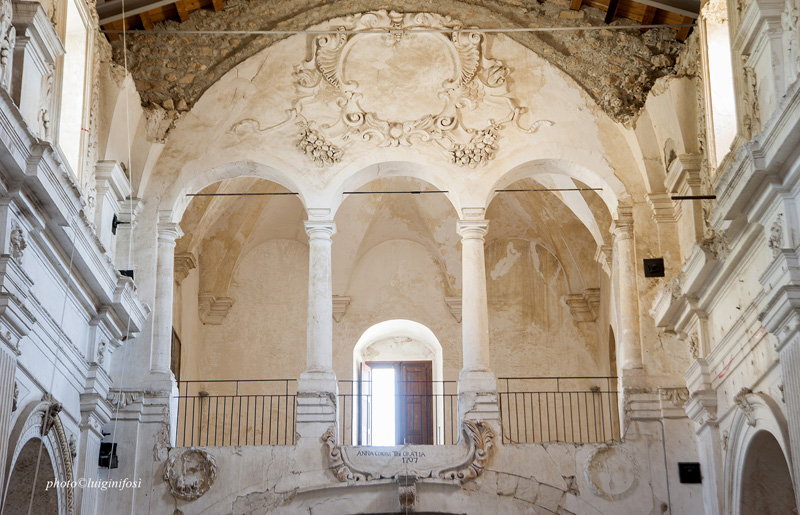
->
362, 361, 433, 445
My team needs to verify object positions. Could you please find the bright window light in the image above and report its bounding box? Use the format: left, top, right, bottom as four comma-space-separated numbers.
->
371, 368, 395, 446
58, 0, 89, 177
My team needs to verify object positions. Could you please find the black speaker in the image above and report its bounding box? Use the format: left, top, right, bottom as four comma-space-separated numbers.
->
678, 462, 701, 483
643, 258, 665, 277
99, 442, 118, 469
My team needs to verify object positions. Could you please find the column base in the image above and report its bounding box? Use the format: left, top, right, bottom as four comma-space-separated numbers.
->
620, 366, 646, 389
296, 368, 338, 446
458, 369, 497, 394
457, 369, 500, 436
298, 368, 338, 394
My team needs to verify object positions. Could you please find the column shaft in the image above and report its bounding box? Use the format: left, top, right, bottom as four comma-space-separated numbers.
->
304, 221, 336, 372
614, 220, 643, 372
458, 220, 491, 371
152, 223, 182, 375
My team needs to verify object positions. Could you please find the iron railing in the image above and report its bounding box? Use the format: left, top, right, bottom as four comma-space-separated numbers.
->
338, 380, 459, 446
175, 379, 296, 446
498, 377, 620, 444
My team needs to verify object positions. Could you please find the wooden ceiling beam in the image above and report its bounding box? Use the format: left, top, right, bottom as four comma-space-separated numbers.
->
605, 0, 620, 23
641, 5, 657, 24
175, 0, 189, 22
211, 0, 224, 11
139, 11, 154, 30
570, 0, 584, 10
676, 15, 694, 40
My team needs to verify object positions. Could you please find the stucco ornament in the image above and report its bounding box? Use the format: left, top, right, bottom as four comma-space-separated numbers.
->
163, 448, 217, 501
322, 420, 496, 484
0, 0, 14, 92
583, 446, 639, 501
733, 387, 756, 426
285, 10, 552, 166
768, 213, 784, 258
783, 0, 800, 81
9, 221, 26, 263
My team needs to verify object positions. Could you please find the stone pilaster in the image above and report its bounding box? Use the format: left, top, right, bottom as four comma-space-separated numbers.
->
685, 358, 724, 515
77, 365, 112, 514
779, 338, 800, 510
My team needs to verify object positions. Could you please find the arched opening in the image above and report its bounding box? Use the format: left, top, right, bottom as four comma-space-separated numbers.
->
2, 439, 59, 515
739, 431, 796, 515
333, 176, 460, 445
173, 177, 306, 446
486, 174, 618, 444
351, 319, 448, 445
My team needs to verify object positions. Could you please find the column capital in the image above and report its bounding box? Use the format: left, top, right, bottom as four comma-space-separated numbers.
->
157, 222, 183, 243
457, 220, 489, 239
304, 220, 336, 239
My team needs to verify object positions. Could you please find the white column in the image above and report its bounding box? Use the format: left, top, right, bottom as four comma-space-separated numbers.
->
0, 344, 17, 492
458, 220, 491, 374
151, 221, 182, 375
296, 220, 338, 445
299, 220, 337, 390
612, 208, 644, 376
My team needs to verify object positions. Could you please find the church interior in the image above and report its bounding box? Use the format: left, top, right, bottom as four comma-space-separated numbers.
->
0, 0, 799, 513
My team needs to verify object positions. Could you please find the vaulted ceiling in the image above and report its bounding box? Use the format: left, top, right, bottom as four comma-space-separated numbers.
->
102, 0, 697, 124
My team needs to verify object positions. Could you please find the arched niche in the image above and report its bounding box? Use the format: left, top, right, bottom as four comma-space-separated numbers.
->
725, 390, 797, 515
2, 439, 59, 515
3, 397, 75, 515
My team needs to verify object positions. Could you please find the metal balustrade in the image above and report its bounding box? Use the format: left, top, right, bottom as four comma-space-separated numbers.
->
175, 379, 296, 446
338, 380, 459, 446
498, 376, 620, 444
174, 376, 619, 447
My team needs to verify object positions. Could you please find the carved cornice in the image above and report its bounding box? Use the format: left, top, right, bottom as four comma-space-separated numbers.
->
198, 293, 234, 325
174, 252, 197, 284
332, 295, 350, 322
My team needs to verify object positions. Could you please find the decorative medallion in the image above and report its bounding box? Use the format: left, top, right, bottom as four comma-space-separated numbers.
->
231, 11, 552, 167
163, 448, 217, 501
583, 446, 638, 501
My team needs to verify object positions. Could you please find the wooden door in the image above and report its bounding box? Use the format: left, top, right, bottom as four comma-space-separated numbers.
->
399, 361, 433, 445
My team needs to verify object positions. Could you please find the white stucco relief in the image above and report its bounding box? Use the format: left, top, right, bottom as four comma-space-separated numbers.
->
229, 11, 553, 168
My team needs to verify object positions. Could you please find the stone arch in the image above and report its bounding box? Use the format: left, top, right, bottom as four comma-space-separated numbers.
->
725, 390, 796, 515
3, 397, 75, 515
328, 161, 461, 218
163, 160, 308, 224
487, 159, 624, 220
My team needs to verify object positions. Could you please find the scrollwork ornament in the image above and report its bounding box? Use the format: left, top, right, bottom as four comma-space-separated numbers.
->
287, 10, 553, 166
660, 387, 690, 406
163, 448, 217, 501
322, 426, 364, 482
439, 420, 496, 482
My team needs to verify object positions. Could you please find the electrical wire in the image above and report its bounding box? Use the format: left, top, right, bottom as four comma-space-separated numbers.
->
101, 23, 695, 36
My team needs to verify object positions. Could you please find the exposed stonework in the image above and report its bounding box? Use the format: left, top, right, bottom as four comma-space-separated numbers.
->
111, 0, 683, 132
